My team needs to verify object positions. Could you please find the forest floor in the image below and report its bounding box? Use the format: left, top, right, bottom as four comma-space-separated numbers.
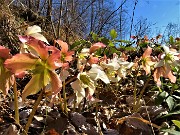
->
0, 78, 168, 135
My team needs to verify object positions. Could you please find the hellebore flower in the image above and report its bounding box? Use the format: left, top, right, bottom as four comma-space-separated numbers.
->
25, 25, 49, 44
4, 37, 62, 100
141, 46, 156, 75
56, 40, 74, 69
117, 60, 134, 78
77, 42, 106, 71
153, 45, 179, 86
87, 64, 110, 84
101, 53, 134, 82
19, 25, 49, 54
71, 72, 95, 107
71, 64, 110, 107
0, 46, 14, 95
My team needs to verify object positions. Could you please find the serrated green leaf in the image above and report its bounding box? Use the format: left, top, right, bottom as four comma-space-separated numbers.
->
172, 120, 180, 129
166, 96, 175, 110
110, 29, 117, 39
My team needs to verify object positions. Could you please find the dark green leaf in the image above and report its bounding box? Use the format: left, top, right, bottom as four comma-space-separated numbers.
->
155, 91, 168, 105
161, 110, 180, 118
166, 96, 175, 110
139, 42, 148, 48
118, 40, 131, 44
99, 37, 110, 45
110, 47, 117, 54
161, 128, 180, 135
70, 40, 89, 50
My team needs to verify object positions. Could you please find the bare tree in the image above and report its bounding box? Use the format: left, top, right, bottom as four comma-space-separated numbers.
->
133, 17, 154, 38
163, 23, 180, 38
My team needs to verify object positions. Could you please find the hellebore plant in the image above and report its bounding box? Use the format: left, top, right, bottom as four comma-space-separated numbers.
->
5, 36, 62, 100
4, 36, 62, 132
56, 39, 74, 113
133, 46, 157, 111
71, 43, 108, 108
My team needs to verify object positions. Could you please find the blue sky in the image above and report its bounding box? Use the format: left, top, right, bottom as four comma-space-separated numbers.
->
114, 0, 180, 35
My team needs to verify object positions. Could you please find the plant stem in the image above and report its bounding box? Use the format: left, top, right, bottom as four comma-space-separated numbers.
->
59, 92, 64, 112
65, 75, 77, 85
95, 87, 100, 118
63, 81, 67, 114
135, 75, 151, 111
24, 88, 44, 133
170, 83, 175, 95
13, 79, 19, 124
133, 67, 139, 110
134, 73, 137, 105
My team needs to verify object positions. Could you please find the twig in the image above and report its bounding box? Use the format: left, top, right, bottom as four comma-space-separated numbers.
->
129, 0, 138, 39
117, 116, 161, 129
143, 98, 155, 135
97, 0, 127, 35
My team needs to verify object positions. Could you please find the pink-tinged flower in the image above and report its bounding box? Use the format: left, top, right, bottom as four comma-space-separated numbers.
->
141, 46, 156, 75
4, 37, 62, 100
0, 46, 14, 95
89, 42, 106, 54
154, 65, 176, 86
77, 43, 106, 71
88, 55, 99, 65
153, 45, 179, 86
25, 25, 49, 44
56, 40, 74, 68
19, 25, 49, 54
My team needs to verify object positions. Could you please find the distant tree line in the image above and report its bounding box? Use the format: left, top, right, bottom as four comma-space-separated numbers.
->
0, 0, 179, 44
